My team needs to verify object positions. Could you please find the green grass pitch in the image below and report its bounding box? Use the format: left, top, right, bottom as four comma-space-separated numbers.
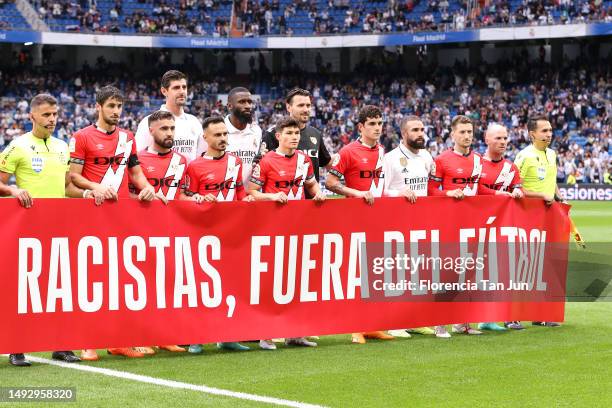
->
1, 201, 611, 407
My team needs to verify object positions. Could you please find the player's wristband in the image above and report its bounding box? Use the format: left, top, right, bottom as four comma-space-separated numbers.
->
82, 189, 91, 198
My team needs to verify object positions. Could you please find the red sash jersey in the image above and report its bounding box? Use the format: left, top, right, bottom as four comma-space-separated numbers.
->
132, 149, 188, 200
428, 150, 496, 196
185, 152, 246, 201
69, 125, 138, 198
250, 150, 315, 200
329, 140, 385, 197
480, 157, 522, 192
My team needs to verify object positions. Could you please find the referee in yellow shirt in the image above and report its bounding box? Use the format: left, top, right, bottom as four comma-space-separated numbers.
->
514, 114, 564, 328
0, 94, 101, 366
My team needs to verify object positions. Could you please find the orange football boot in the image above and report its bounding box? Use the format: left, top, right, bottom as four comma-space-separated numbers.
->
81, 349, 99, 361
364, 331, 395, 340
107, 348, 145, 358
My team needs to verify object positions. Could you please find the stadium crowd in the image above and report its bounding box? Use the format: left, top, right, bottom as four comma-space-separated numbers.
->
18, 0, 612, 35
236, 0, 612, 36
1, 53, 609, 183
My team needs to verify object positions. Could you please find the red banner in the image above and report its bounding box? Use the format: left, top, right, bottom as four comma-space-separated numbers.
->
0, 197, 570, 353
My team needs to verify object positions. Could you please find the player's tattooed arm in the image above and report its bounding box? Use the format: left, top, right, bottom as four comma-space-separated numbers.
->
324, 173, 347, 196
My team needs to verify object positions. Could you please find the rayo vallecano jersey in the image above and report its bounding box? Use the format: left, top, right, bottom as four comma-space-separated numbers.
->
70, 125, 138, 198
383, 143, 433, 197
135, 105, 205, 164
480, 157, 522, 192
185, 152, 245, 201
224, 115, 262, 186
429, 150, 484, 196
134, 149, 187, 200
329, 140, 385, 197
250, 150, 314, 200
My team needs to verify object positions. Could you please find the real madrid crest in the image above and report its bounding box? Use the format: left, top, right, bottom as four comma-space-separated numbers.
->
399, 157, 408, 167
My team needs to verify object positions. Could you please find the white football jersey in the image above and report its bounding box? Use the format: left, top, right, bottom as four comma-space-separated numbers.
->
383, 143, 433, 197
224, 115, 263, 185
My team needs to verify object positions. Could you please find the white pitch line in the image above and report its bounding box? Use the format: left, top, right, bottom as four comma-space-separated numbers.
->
3, 354, 327, 408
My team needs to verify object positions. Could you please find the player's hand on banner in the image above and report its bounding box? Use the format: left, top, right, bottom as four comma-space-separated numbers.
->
400, 188, 417, 203
446, 189, 464, 200
11, 187, 33, 208
203, 193, 218, 203
360, 191, 374, 205
155, 191, 169, 205
242, 195, 256, 202
193, 193, 205, 204
87, 189, 106, 206
137, 185, 156, 202
511, 189, 524, 199
543, 195, 554, 206
94, 184, 118, 201
273, 192, 288, 204
313, 191, 326, 202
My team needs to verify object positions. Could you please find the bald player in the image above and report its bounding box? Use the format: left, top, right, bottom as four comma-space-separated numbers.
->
479, 123, 524, 331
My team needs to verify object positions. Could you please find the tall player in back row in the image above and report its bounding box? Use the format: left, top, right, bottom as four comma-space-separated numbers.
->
325, 105, 395, 344
224, 87, 263, 187
135, 70, 205, 163
261, 88, 335, 194
249, 116, 325, 350
69, 86, 159, 361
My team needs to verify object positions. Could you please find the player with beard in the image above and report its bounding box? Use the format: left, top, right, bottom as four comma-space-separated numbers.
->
224, 87, 263, 187
135, 70, 205, 163
325, 105, 395, 344
132, 110, 188, 202
69, 86, 159, 361
261, 88, 335, 195
249, 117, 325, 350
478, 123, 524, 331
382, 115, 446, 339
428, 115, 510, 336
130, 110, 189, 355
181, 116, 254, 353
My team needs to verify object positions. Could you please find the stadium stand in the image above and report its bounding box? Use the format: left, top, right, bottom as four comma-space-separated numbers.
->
0, 0, 608, 34
0, 52, 609, 183
235, 0, 612, 36
32, 0, 233, 34
0, 0, 31, 30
